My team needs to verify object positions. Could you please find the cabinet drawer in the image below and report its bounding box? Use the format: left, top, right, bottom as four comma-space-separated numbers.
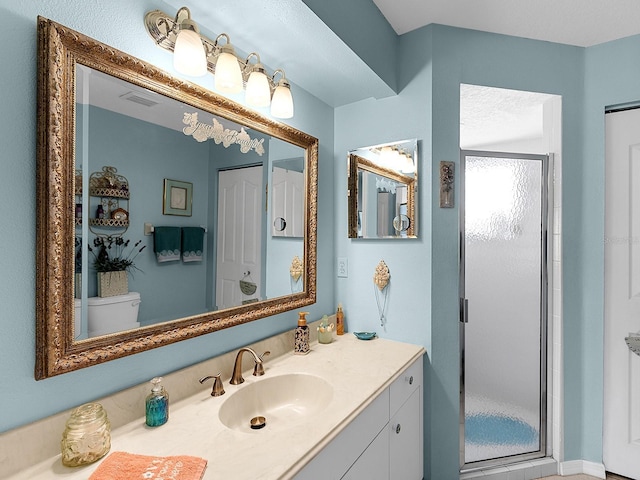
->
390, 357, 422, 417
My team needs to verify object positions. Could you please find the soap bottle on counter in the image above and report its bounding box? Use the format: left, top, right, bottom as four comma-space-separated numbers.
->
336, 303, 344, 335
145, 377, 169, 427
294, 311, 310, 355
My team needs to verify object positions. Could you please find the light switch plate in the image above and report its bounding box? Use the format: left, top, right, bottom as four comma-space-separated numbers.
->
337, 257, 348, 278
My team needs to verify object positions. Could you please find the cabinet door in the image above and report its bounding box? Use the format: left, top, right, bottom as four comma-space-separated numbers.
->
342, 427, 389, 480
389, 388, 422, 480
294, 391, 389, 479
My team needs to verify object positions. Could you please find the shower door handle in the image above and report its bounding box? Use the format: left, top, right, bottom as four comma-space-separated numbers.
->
460, 298, 469, 323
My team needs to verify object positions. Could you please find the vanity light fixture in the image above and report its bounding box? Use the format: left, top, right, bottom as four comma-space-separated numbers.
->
144, 7, 295, 118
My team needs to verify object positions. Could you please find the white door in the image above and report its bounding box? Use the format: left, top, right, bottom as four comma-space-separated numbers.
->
604, 108, 640, 479
271, 167, 304, 237
216, 166, 263, 310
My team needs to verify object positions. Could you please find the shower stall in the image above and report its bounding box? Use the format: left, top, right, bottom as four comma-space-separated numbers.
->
459, 151, 549, 471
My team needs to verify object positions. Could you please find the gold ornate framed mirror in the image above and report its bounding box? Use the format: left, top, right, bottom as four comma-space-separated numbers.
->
35, 17, 318, 379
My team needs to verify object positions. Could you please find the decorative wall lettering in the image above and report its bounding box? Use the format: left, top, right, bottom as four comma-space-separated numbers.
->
182, 112, 265, 156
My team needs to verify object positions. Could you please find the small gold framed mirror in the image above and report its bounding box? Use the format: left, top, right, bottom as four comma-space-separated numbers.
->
348, 139, 418, 239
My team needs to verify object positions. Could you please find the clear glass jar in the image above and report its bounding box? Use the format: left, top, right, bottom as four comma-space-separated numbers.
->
61, 403, 111, 467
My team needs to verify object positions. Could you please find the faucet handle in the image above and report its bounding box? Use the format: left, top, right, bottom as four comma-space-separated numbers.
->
199, 373, 225, 397
253, 351, 271, 376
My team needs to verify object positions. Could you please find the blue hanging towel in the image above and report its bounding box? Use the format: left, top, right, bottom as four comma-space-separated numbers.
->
182, 227, 205, 262
153, 226, 181, 263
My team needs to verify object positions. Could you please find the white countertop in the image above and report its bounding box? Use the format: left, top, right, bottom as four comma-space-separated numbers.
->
10, 335, 424, 480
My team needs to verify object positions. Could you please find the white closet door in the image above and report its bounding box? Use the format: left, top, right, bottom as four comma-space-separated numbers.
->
604, 108, 640, 479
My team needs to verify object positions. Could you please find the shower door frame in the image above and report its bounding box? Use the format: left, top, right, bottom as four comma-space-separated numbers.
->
459, 150, 550, 472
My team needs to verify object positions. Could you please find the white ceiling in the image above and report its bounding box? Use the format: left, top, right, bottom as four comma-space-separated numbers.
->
372, 0, 640, 47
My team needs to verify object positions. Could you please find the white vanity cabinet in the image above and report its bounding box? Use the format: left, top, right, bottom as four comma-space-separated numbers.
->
295, 357, 423, 480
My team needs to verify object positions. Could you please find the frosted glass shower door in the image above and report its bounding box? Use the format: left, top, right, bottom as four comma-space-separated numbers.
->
460, 152, 548, 468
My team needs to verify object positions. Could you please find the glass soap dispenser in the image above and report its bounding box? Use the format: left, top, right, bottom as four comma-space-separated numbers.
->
145, 377, 169, 427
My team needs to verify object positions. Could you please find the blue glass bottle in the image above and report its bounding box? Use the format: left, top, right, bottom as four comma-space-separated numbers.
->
145, 377, 169, 427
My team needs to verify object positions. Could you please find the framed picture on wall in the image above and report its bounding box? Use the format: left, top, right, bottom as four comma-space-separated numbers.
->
163, 179, 193, 216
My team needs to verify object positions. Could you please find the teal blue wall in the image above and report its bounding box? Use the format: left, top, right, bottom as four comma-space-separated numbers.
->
301, 0, 399, 92
0, 0, 334, 432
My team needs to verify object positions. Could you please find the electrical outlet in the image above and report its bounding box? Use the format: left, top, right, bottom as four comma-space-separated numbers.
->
337, 257, 348, 278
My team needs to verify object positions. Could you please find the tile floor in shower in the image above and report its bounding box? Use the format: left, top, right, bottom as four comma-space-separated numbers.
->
537, 474, 631, 480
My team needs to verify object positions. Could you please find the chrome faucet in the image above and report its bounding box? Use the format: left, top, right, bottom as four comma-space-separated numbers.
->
230, 348, 270, 385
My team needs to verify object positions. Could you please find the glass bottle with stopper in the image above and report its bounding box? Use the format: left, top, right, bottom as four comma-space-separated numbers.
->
145, 377, 169, 427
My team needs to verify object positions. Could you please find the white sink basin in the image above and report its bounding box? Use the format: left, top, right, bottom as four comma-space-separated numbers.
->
218, 373, 333, 432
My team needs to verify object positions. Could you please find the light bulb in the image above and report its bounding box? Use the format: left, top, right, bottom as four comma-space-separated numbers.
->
245, 68, 271, 107
214, 45, 243, 94
173, 29, 207, 77
270, 79, 294, 119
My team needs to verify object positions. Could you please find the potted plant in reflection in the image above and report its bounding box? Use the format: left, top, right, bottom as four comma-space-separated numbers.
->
89, 236, 146, 297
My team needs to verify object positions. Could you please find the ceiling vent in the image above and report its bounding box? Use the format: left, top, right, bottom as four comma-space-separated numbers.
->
119, 91, 160, 107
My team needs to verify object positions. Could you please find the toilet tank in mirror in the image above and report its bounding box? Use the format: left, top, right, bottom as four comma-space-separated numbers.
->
35, 17, 318, 379
348, 139, 418, 239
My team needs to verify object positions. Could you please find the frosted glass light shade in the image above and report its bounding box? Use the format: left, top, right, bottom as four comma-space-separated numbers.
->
214, 50, 243, 94
271, 82, 294, 119
245, 70, 271, 107
173, 29, 207, 77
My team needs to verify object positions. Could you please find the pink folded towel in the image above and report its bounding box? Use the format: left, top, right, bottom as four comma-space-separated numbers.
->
89, 451, 207, 480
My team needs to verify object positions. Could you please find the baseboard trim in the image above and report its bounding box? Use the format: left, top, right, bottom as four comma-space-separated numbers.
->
560, 460, 606, 478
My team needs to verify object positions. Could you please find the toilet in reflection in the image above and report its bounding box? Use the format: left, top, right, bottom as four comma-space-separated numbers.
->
87, 292, 141, 337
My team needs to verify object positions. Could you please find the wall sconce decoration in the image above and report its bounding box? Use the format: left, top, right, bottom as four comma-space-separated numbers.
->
290, 255, 303, 293
440, 161, 455, 208
373, 260, 390, 327
145, 7, 294, 119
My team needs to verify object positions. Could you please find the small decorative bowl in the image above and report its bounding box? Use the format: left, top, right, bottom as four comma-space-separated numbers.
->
353, 332, 377, 341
